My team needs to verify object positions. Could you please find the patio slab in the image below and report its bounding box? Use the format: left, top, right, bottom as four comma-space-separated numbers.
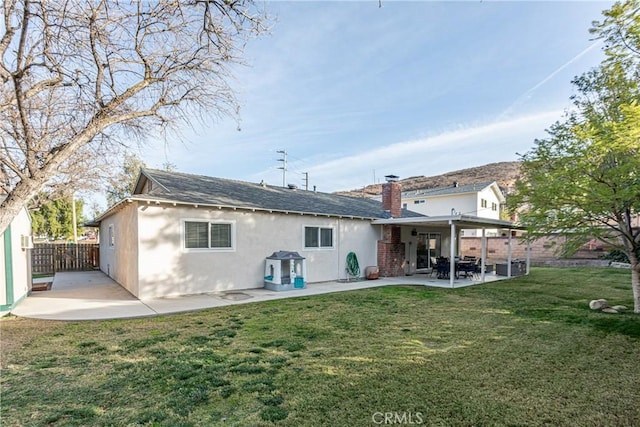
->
9, 271, 507, 321
11, 272, 156, 320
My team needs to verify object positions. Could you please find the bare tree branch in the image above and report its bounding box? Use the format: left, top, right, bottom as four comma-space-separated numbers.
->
0, 0, 270, 232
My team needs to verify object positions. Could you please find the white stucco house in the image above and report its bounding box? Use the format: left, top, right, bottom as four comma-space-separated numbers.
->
393, 181, 506, 237
91, 170, 522, 298
1, 196, 32, 312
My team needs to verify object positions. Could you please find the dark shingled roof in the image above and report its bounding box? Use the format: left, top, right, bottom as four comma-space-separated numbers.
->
401, 181, 497, 198
134, 169, 424, 220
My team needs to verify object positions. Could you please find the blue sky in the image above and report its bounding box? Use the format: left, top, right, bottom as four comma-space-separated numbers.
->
134, 0, 612, 196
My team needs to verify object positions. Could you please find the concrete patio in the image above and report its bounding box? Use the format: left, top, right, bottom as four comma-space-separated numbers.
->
9, 270, 509, 321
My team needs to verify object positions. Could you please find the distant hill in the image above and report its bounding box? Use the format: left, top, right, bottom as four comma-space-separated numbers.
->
336, 161, 522, 198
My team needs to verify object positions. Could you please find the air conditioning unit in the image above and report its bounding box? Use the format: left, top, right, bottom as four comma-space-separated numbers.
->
21, 235, 34, 249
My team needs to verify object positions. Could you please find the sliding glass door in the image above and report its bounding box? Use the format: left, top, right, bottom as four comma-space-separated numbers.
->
416, 233, 441, 269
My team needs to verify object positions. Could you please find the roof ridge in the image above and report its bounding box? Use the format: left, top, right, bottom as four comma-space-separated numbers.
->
403, 180, 496, 195
131, 168, 427, 220
143, 168, 383, 201
144, 168, 304, 193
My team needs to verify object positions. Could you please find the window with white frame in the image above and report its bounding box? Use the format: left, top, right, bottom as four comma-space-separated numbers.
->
108, 224, 115, 247
491, 202, 498, 211
481, 199, 488, 208
304, 226, 334, 249
184, 220, 234, 250
413, 200, 425, 204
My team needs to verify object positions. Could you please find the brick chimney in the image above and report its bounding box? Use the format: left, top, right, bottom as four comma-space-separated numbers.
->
377, 224, 405, 277
378, 174, 405, 277
381, 175, 402, 218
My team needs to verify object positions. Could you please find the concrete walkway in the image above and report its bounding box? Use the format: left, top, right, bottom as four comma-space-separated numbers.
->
10, 271, 504, 321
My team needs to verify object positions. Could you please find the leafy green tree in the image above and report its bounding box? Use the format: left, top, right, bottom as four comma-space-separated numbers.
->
510, 1, 640, 313
105, 153, 147, 207
31, 196, 85, 240
590, 0, 640, 61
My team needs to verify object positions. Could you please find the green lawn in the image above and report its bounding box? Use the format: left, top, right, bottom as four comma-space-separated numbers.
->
1, 268, 638, 426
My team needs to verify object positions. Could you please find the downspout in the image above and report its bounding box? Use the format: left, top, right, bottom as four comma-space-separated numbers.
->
449, 220, 456, 288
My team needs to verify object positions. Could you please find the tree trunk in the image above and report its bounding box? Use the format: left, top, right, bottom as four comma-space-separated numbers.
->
633, 268, 640, 314
0, 178, 45, 234
0, 200, 24, 235
630, 251, 640, 314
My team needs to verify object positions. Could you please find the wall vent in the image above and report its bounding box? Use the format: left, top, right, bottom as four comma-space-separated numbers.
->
20, 235, 34, 249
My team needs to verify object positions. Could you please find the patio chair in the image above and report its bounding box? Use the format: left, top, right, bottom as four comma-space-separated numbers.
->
473, 258, 483, 274
470, 258, 493, 280
456, 260, 475, 279
435, 257, 450, 279
429, 257, 438, 277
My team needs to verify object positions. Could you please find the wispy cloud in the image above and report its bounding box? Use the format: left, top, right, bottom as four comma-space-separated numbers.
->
253, 110, 562, 192
498, 41, 602, 120
142, 2, 603, 195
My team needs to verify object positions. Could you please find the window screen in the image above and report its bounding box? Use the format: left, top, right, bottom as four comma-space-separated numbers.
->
185, 221, 209, 248
210, 223, 232, 248
305, 226, 319, 248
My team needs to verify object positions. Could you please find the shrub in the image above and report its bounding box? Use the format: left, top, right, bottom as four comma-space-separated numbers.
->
603, 249, 639, 263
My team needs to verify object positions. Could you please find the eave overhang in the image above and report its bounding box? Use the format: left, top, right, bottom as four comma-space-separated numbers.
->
89, 195, 381, 225
372, 214, 525, 230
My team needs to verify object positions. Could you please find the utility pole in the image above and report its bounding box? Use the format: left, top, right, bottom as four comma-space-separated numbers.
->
276, 150, 287, 187
303, 172, 309, 191
71, 193, 78, 244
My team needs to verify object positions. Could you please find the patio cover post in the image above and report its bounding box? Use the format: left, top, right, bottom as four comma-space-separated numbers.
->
481, 228, 486, 283
449, 221, 456, 288
507, 230, 512, 278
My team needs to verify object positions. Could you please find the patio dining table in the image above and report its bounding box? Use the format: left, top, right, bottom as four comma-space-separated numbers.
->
436, 258, 477, 279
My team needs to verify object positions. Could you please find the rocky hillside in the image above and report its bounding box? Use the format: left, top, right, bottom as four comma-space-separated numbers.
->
337, 161, 522, 198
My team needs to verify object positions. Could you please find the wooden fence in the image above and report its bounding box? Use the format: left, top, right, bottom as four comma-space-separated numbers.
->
32, 243, 100, 275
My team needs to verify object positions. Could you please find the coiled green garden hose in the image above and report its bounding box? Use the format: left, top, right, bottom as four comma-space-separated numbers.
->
346, 252, 360, 278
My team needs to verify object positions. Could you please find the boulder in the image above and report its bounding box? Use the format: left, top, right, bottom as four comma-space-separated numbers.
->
601, 307, 619, 314
589, 299, 608, 310
611, 305, 628, 311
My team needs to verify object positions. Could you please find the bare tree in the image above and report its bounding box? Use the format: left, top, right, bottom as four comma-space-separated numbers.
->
105, 151, 146, 207
0, 0, 268, 233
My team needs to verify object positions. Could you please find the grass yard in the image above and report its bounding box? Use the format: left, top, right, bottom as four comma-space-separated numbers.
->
1, 267, 639, 426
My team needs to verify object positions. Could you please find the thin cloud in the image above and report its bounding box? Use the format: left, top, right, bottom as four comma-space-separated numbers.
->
498, 41, 602, 120
266, 110, 563, 192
